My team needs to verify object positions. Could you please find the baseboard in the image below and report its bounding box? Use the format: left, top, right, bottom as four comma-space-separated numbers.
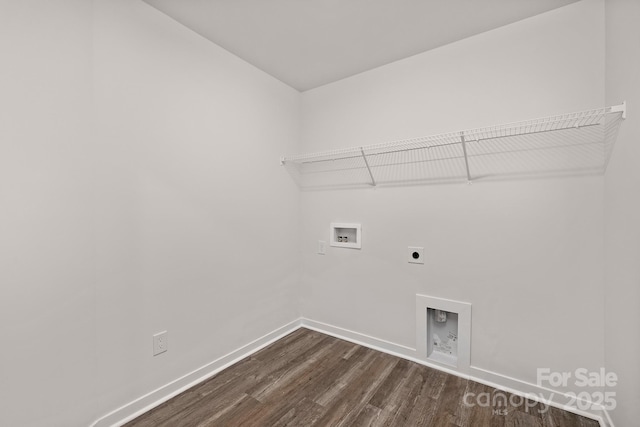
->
299, 318, 463, 379
90, 316, 611, 427
467, 366, 611, 427
300, 317, 609, 427
89, 318, 303, 427
601, 407, 615, 427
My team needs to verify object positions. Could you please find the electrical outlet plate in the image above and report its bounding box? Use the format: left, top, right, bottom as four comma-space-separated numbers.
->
318, 240, 326, 255
153, 331, 168, 356
408, 246, 424, 264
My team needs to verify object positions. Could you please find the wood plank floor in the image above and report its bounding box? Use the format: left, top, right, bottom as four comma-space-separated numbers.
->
125, 328, 599, 427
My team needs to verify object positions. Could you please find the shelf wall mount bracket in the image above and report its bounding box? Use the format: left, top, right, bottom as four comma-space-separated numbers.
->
360, 147, 377, 187
460, 132, 472, 184
610, 101, 627, 119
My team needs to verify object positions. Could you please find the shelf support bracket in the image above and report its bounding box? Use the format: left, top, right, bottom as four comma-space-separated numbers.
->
279, 156, 286, 166
610, 101, 627, 119
360, 147, 377, 187
460, 132, 472, 184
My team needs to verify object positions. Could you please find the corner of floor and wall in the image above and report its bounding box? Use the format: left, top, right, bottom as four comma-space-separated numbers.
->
1, 0, 638, 427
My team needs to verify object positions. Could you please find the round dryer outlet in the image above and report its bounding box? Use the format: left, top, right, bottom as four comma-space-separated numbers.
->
408, 246, 424, 264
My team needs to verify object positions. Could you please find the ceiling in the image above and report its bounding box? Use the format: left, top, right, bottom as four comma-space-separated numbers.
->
143, 0, 579, 92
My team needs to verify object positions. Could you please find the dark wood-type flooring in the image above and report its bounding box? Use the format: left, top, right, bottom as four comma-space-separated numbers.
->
125, 328, 599, 427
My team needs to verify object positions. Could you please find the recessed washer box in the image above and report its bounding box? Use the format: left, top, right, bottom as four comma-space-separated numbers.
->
330, 223, 361, 249
416, 295, 471, 373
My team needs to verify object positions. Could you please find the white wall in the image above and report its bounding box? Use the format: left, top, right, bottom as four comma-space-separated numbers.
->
2, 0, 300, 425
300, 0, 606, 399
604, 1, 640, 425
0, 1, 96, 426
5, 0, 636, 425
92, 0, 301, 420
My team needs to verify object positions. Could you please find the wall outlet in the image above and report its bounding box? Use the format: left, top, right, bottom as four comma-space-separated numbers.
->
318, 240, 326, 255
153, 331, 168, 356
408, 247, 424, 264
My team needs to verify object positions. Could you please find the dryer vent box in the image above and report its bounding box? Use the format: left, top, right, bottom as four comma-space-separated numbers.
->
330, 223, 361, 249
416, 295, 471, 373
427, 308, 458, 367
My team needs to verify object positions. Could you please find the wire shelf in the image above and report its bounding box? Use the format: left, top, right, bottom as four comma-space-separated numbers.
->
281, 103, 626, 190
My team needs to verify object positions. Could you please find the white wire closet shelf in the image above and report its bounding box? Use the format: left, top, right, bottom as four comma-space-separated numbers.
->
281, 103, 626, 190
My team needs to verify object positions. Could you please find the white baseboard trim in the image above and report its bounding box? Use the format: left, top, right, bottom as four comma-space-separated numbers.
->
90, 317, 612, 427
602, 407, 615, 427
89, 318, 303, 427
467, 366, 611, 427
300, 318, 418, 357
300, 317, 610, 427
